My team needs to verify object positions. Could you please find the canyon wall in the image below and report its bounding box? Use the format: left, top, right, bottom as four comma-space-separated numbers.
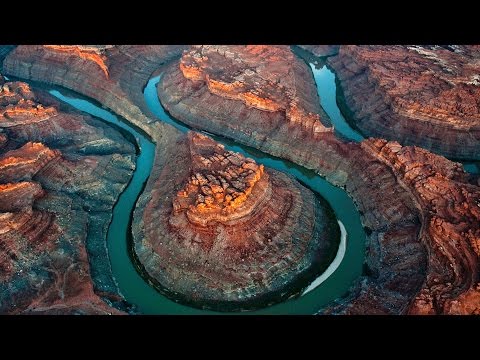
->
4, 45, 479, 314
328, 45, 480, 160
158, 45, 480, 314
0, 77, 136, 314
3, 45, 187, 138
132, 132, 340, 311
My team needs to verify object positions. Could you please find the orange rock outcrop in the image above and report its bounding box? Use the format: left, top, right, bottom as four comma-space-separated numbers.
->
179, 45, 331, 135
173, 133, 267, 226
0, 142, 61, 182
0, 181, 44, 211
0, 77, 135, 314
43, 45, 111, 79
134, 131, 340, 310
0, 81, 57, 126
3, 45, 187, 139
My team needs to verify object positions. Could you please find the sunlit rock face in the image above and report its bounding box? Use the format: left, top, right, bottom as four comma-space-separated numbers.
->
177, 45, 332, 135
43, 45, 113, 79
173, 134, 267, 226
133, 132, 340, 311
329, 45, 480, 160
3, 45, 187, 138
0, 78, 136, 314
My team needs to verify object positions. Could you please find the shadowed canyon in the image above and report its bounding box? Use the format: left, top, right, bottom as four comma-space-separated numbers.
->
0, 45, 478, 314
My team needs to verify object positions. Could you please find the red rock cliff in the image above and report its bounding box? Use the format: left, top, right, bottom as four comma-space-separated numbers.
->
0, 78, 136, 314
133, 132, 340, 311
363, 139, 480, 314
179, 45, 332, 135
329, 45, 480, 160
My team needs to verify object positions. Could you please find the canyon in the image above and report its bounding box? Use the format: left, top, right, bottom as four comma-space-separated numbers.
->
328, 45, 480, 160
2, 45, 479, 314
0, 74, 136, 314
2, 46, 343, 311
362, 139, 480, 314
133, 132, 339, 310
2, 45, 187, 138
157, 45, 479, 314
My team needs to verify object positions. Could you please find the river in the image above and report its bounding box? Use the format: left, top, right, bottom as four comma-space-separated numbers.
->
309, 62, 480, 175
10, 51, 469, 314
48, 61, 477, 314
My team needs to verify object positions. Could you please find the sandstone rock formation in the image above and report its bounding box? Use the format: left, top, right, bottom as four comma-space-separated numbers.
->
172, 136, 267, 226
362, 140, 480, 314
329, 45, 480, 160
3, 46, 346, 312
133, 132, 339, 311
43, 45, 112, 79
5, 44, 479, 314
3, 45, 187, 137
0, 78, 136, 314
178, 45, 332, 134
158, 45, 480, 314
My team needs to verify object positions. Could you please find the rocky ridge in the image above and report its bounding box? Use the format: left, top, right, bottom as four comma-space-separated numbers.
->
3, 46, 343, 311
173, 135, 267, 225
362, 139, 480, 314
0, 77, 136, 314
3, 45, 187, 138
179, 45, 332, 134
328, 45, 480, 160
5, 45, 480, 314
133, 132, 339, 311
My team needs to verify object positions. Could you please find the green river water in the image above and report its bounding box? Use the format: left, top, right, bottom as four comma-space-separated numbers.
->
46, 64, 369, 314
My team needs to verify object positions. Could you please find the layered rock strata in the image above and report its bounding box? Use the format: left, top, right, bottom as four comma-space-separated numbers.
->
328, 45, 480, 160
3, 46, 345, 312
179, 45, 332, 132
5, 44, 479, 314
158, 45, 480, 314
362, 140, 480, 314
133, 132, 340, 311
0, 78, 136, 314
3, 45, 187, 138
